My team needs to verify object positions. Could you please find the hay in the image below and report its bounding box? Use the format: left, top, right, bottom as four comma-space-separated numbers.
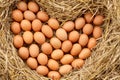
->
0, 0, 120, 80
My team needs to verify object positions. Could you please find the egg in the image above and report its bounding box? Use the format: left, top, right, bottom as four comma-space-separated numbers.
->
87, 38, 97, 49
50, 37, 61, 49
47, 59, 59, 71
29, 44, 39, 57
69, 30, 80, 43
84, 13, 94, 23
17, 1, 27, 12
56, 28, 67, 41
23, 31, 33, 44
12, 9, 23, 22
83, 24, 93, 35
79, 48, 91, 59
71, 59, 84, 69
37, 53, 48, 65
28, 1, 39, 13
60, 54, 74, 64
75, 17, 85, 30
61, 40, 72, 52
70, 43, 82, 56
51, 49, 64, 60
13, 35, 23, 48
93, 15, 104, 25
93, 26, 102, 38
32, 19, 42, 32
36, 66, 49, 75
11, 22, 21, 34
48, 71, 61, 80
20, 19, 31, 31
41, 42, 53, 55
37, 11, 49, 22
62, 21, 74, 32
59, 65, 72, 75
34, 32, 46, 44
41, 25, 53, 38
78, 34, 89, 47
48, 18, 59, 30
18, 47, 29, 59
26, 57, 38, 69
24, 10, 36, 21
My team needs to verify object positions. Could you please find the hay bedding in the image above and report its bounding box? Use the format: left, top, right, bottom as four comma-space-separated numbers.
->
0, 0, 120, 80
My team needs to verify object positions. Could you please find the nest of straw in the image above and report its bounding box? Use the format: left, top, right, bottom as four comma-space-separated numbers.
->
0, 0, 120, 80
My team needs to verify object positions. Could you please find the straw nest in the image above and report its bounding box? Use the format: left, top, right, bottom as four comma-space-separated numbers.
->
0, 0, 120, 80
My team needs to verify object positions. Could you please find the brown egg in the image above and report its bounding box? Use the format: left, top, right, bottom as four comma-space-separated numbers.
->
36, 66, 49, 75
61, 40, 72, 52
83, 24, 93, 35
29, 44, 39, 57
75, 17, 85, 30
12, 9, 23, 22
93, 26, 102, 38
51, 49, 64, 60
70, 43, 82, 56
32, 19, 42, 32
56, 28, 67, 41
13, 35, 23, 48
93, 15, 104, 25
60, 54, 74, 64
87, 38, 97, 49
47, 59, 59, 71
84, 13, 94, 23
69, 30, 80, 43
41, 25, 53, 38
17, 1, 27, 12
28, 1, 39, 13
79, 48, 91, 59
24, 10, 36, 21
41, 42, 53, 55
48, 18, 59, 30
11, 22, 21, 34
23, 31, 33, 44
37, 53, 48, 65
50, 37, 61, 49
26, 57, 38, 69
37, 11, 49, 22
62, 21, 74, 32
59, 65, 72, 75
20, 19, 31, 31
34, 32, 45, 44
48, 71, 61, 80
79, 34, 89, 47
71, 59, 84, 69
18, 47, 29, 59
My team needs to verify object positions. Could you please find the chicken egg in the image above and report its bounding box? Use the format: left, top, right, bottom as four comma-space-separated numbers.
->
50, 37, 61, 49
20, 19, 31, 31
62, 21, 74, 32
59, 65, 72, 75
87, 38, 97, 49
84, 13, 94, 23
79, 48, 91, 59
75, 17, 85, 30
23, 31, 33, 44
32, 19, 42, 32
28, 1, 39, 13
93, 15, 104, 25
13, 35, 23, 48
37, 53, 48, 65
48, 71, 61, 80
36, 66, 49, 76
37, 11, 49, 22
29, 44, 39, 57
18, 47, 29, 59
24, 10, 36, 21
11, 22, 21, 34
61, 40, 72, 52
93, 26, 102, 39
71, 59, 84, 69
48, 18, 59, 30
17, 1, 27, 12
83, 24, 93, 35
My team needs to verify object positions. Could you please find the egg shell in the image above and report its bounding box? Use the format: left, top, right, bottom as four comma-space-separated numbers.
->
24, 10, 36, 21
29, 44, 39, 57
87, 38, 97, 49
37, 53, 48, 65
93, 15, 104, 25
12, 9, 23, 22
59, 65, 72, 75
75, 17, 85, 30
60, 54, 74, 64
32, 19, 42, 32
28, 1, 39, 13
18, 47, 29, 59
47, 59, 59, 71
26, 57, 38, 69
23, 31, 33, 44
56, 28, 67, 41
79, 48, 91, 59
84, 13, 94, 23
37, 11, 49, 22
17, 1, 27, 12
20, 19, 31, 31
70, 43, 82, 56
61, 40, 72, 52
48, 18, 59, 30
36, 66, 49, 75
11, 22, 21, 34
41, 42, 53, 55
13, 35, 23, 48
62, 21, 74, 32
41, 25, 53, 38
71, 59, 84, 69
93, 26, 102, 38
48, 71, 61, 80
34, 32, 46, 45
83, 24, 93, 35
50, 37, 61, 49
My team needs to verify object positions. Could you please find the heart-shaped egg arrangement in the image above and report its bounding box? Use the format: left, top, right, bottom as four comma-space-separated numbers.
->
11, 1, 103, 80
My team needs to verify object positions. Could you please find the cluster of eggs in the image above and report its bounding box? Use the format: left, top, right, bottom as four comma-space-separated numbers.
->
11, 1, 104, 80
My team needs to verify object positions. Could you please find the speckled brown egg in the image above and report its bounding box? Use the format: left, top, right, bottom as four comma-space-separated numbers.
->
83, 24, 93, 35
28, 1, 39, 13
37, 53, 48, 65
32, 19, 42, 32
79, 34, 89, 47
79, 48, 91, 59
18, 47, 29, 59
48, 18, 59, 30
29, 44, 39, 57
93, 15, 104, 25
13, 35, 23, 48
23, 31, 33, 44
84, 13, 94, 23
36, 66, 49, 76
50, 37, 61, 49
20, 19, 31, 31
48, 71, 61, 80
11, 22, 21, 34
59, 65, 72, 75
17, 1, 27, 12
24, 10, 36, 21
61, 40, 72, 52
75, 17, 85, 30
71, 59, 84, 69
37, 11, 49, 22
62, 21, 74, 32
